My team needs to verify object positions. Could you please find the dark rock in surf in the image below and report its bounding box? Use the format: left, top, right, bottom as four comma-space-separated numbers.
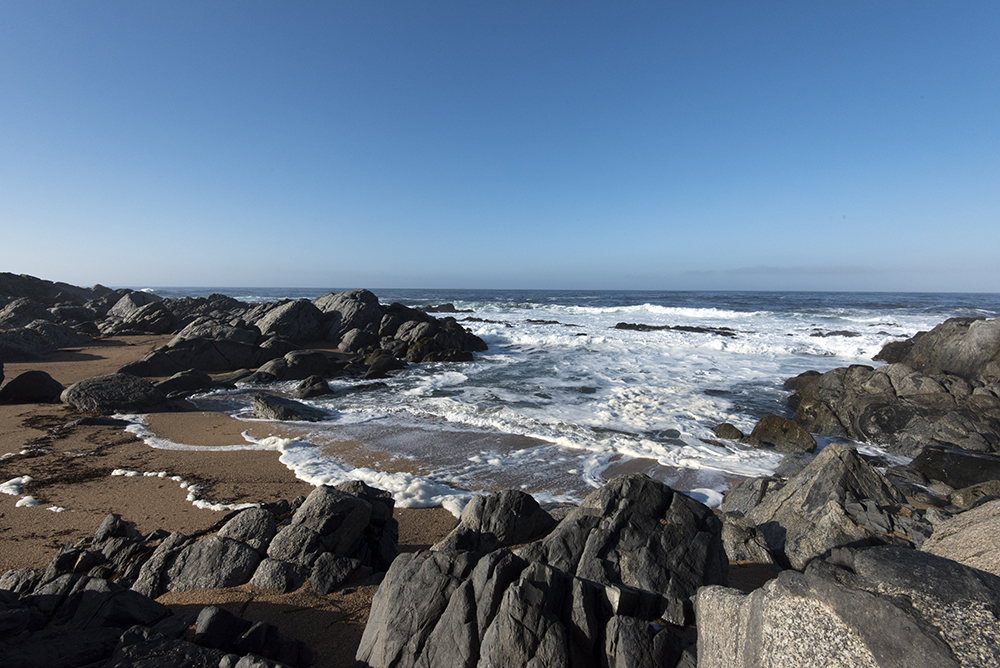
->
251, 393, 327, 422
909, 444, 1000, 489
787, 318, 1000, 458
154, 368, 219, 399
713, 422, 745, 440
0, 370, 65, 403
293, 374, 332, 399
744, 414, 816, 453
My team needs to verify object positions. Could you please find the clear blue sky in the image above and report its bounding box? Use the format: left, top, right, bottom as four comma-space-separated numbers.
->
1, 2, 998, 292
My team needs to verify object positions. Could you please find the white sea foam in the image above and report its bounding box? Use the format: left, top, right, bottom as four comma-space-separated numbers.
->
15, 496, 40, 507
1, 476, 33, 496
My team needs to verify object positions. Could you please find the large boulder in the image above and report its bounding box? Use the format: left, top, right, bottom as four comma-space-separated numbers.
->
697, 545, 1000, 668
251, 393, 327, 422
313, 289, 383, 342
786, 361, 1000, 457
742, 442, 918, 570
0, 370, 65, 403
921, 499, 1000, 577
253, 299, 325, 345
744, 414, 817, 453
61, 373, 171, 414
877, 316, 1000, 384
356, 474, 721, 668
517, 473, 726, 624
0, 297, 53, 329
164, 536, 263, 592
434, 490, 556, 553
100, 300, 176, 335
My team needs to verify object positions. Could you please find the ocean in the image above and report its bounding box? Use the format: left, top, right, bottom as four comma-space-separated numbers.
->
131, 288, 1000, 515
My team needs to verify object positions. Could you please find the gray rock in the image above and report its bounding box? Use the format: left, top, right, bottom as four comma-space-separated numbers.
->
744, 442, 908, 570
104, 626, 232, 668
950, 479, 1000, 508
154, 368, 218, 398
309, 553, 362, 594
101, 300, 176, 335
217, 507, 277, 554
910, 445, 1000, 489
719, 477, 782, 516
516, 473, 727, 625
265, 525, 324, 568
291, 485, 373, 555
250, 558, 308, 593
0, 297, 53, 329
107, 291, 162, 319
165, 536, 262, 592
251, 392, 327, 422
697, 545, 1000, 668
131, 531, 191, 598
745, 414, 817, 453
0, 370, 65, 403
173, 316, 260, 345
338, 327, 378, 355
254, 299, 324, 345
713, 423, 744, 440
61, 373, 171, 414
721, 516, 776, 565
313, 289, 383, 341
921, 498, 1000, 577
433, 489, 556, 553
292, 374, 332, 399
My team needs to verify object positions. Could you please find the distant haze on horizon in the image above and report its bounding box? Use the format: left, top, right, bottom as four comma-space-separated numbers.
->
1, 2, 998, 294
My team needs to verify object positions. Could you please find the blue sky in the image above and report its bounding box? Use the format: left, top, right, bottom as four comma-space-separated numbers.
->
1, 2, 997, 292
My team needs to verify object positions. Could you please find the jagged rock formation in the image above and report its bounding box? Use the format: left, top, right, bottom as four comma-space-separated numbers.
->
356, 474, 725, 668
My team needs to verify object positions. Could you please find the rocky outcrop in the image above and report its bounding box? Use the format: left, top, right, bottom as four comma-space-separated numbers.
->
730, 442, 931, 570
786, 318, 1000, 458
1, 482, 397, 667
697, 545, 1000, 668
356, 474, 725, 668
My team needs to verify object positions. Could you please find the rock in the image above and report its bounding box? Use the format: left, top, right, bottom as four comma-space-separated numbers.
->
697, 545, 1000, 668
516, 473, 726, 625
921, 498, 1000, 576
0, 297, 53, 329
61, 373, 171, 414
103, 626, 232, 668
216, 508, 277, 554
254, 299, 324, 345
712, 423, 744, 440
291, 485, 372, 555
313, 289, 383, 341
879, 316, 1000, 384
292, 374, 332, 399
338, 327, 379, 355
910, 444, 1000, 489
357, 544, 699, 668
0, 272, 99, 307
250, 558, 308, 593
743, 442, 909, 570
719, 477, 782, 516
720, 516, 776, 565
0, 370, 65, 403
101, 300, 177, 335
309, 553, 362, 594
251, 392, 327, 422
266, 525, 324, 568
107, 291, 162, 319
744, 414, 817, 453
433, 489, 556, 553
788, 321, 1000, 457
261, 349, 332, 381
164, 536, 262, 592
173, 316, 260, 345
154, 368, 218, 398
950, 479, 1000, 508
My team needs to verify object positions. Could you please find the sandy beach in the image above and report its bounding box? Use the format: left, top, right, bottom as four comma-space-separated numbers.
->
0, 335, 458, 668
